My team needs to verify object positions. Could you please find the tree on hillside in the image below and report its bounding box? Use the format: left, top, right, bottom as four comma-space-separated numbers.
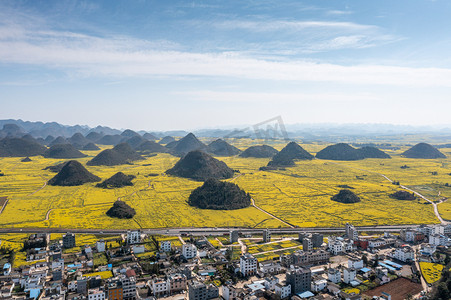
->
438, 282, 450, 299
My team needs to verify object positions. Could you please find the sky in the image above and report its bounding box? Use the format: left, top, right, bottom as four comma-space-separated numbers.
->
1, 0, 451, 131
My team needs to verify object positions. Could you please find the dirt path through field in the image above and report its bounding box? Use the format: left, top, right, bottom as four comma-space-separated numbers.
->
250, 198, 295, 228
0, 197, 9, 214
28, 181, 47, 196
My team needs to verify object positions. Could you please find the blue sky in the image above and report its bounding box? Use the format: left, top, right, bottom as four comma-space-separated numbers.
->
1, 0, 451, 131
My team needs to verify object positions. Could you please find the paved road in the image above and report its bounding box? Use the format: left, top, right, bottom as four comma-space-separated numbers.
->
0, 224, 420, 236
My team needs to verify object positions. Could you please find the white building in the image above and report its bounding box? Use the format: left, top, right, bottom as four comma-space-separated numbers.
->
343, 267, 356, 284
311, 279, 327, 292
275, 282, 291, 299
96, 240, 105, 252
400, 229, 415, 242
422, 244, 437, 256
240, 254, 258, 276
368, 239, 386, 248
182, 243, 198, 259
328, 268, 341, 284
346, 223, 359, 240
160, 241, 171, 252
393, 247, 414, 262
264, 276, 279, 291
126, 230, 141, 244
68, 280, 77, 292
429, 234, 447, 246
348, 258, 364, 269
88, 288, 105, 300
444, 224, 451, 235
418, 225, 444, 236
329, 241, 344, 255
222, 285, 238, 300
3, 263, 11, 276
150, 278, 170, 297
258, 262, 282, 277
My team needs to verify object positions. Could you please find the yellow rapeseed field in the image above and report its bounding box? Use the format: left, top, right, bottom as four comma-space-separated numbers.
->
0, 140, 448, 229
419, 262, 444, 284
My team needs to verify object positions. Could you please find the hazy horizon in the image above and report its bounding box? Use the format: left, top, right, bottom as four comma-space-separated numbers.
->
2, 0, 451, 130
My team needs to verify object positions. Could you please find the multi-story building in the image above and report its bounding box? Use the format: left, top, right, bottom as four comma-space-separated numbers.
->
77, 278, 88, 295
126, 231, 141, 245
118, 275, 136, 300
150, 278, 169, 297
96, 240, 105, 252
257, 262, 282, 277
444, 224, 451, 236
222, 284, 240, 300
107, 281, 123, 300
368, 238, 396, 249
188, 281, 207, 300
230, 231, 239, 244
160, 241, 171, 252
343, 267, 356, 284
52, 268, 63, 281
311, 233, 323, 248
264, 276, 279, 291
429, 234, 447, 246
88, 288, 106, 300
286, 266, 311, 294
298, 233, 307, 242
206, 284, 219, 299
328, 268, 341, 284
62, 233, 76, 249
168, 273, 187, 295
329, 240, 344, 255
263, 229, 271, 243
182, 243, 198, 259
421, 244, 437, 256
346, 223, 358, 241
281, 250, 330, 267
392, 246, 415, 262
240, 254, 258, 276
275, 282, 291, 299
311, 279, 327, 292
303, 238, 312, 251
400, 229, 415, 242
348, 257, 364, 269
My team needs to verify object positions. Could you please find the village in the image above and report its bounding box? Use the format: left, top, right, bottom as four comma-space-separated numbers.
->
0, 223, 450, 300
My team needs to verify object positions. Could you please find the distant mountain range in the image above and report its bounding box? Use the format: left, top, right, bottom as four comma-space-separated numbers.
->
1, 118, 451, 141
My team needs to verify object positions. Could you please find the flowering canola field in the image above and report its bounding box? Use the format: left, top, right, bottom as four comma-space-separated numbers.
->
0, 140, 448, 229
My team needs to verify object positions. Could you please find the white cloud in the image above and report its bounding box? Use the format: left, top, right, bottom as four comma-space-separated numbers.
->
0, 12, 450, 88
215, 20, 377, 32
172, 90, 378, 103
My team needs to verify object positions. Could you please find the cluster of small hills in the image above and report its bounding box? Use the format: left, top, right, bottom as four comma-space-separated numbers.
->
87, 143, 143, 166
2, 119, 451, 213
188, 178, 251, 210
239, 145, 278, 158
316, 143, 391, 161
389, 190, 417, 200
261, 142, 313, 170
